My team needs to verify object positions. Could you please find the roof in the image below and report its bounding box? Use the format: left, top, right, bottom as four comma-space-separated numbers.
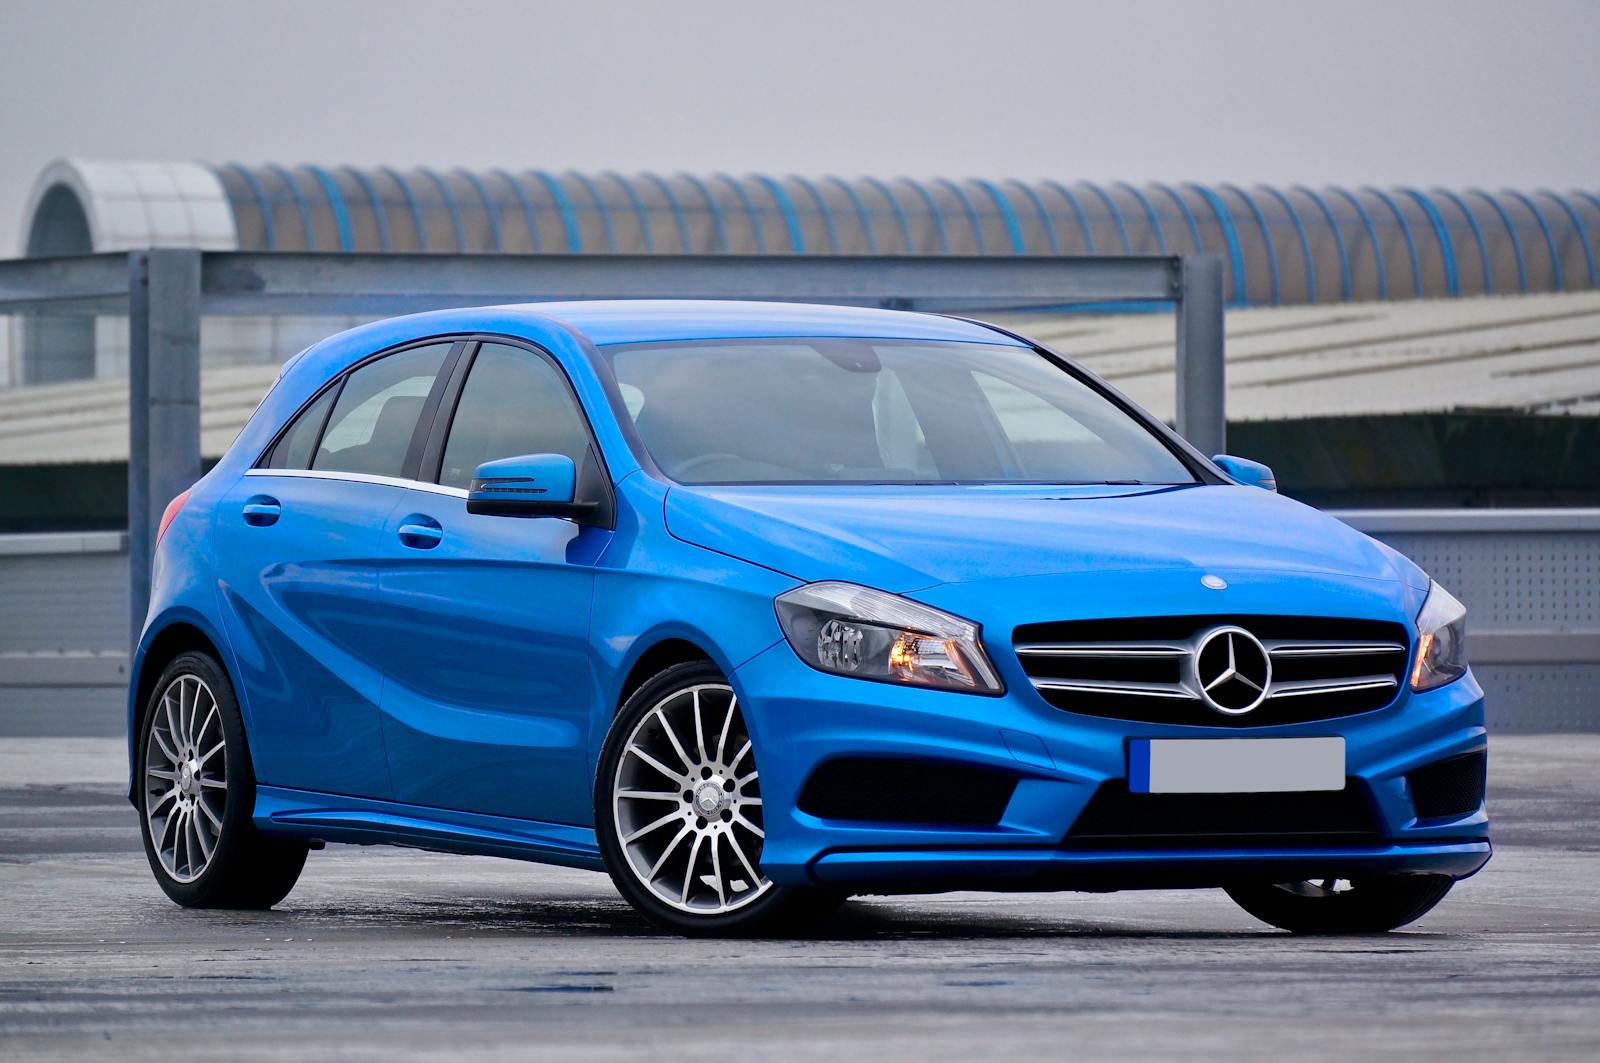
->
521, 300, 1026, 347
28, 159, 1600, 308
2, 292, 1598, 466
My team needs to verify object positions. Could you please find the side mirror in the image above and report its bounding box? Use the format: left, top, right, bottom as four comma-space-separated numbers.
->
467, 453, 596, 518
1211, 454, 1277, 492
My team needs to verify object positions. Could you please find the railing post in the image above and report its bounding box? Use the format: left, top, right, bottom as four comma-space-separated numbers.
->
128, 249, 202, 647
1175, 254, 1226, 456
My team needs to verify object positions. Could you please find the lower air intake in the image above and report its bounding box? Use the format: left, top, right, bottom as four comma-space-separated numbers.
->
798, 758, 1017, 827
1064, 779, 1383, 849
1407, 750, 1487, 820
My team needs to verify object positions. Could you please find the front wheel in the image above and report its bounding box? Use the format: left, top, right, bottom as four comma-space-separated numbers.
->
595, 661, 842, 936
138, 651, 308, 909
1225, 874, 1455, 933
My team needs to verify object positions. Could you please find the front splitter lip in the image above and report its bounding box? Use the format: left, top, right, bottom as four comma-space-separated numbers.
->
806, 839, 1492, 893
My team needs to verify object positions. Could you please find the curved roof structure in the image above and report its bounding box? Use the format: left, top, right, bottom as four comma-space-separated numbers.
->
23, 159, 1600, 307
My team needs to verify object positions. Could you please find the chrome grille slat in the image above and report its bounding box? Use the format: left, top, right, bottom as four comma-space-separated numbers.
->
1016, 643, 1188, 659
1267, 675, 1398, 699
1265, 640, 1406, 658
1030, 677, 1198, 699
1014, 615, 1410, 726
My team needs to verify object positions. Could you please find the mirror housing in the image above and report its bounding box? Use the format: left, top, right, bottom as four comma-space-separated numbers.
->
1211, 454, 1277, 492
467, 453, 596, 519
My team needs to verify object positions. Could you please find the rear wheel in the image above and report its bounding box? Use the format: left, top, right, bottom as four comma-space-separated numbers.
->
138, 651, 308, 909
1225, 874, 1454, 933
596, 661, 842, 936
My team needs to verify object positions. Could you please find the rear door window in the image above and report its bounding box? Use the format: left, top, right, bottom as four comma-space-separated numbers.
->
312, 343, 452, 478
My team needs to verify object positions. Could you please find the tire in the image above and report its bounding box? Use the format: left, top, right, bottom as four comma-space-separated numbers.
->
137, 650, 308, 909
595, 661, 843, 937
1225, 874, 1455, 934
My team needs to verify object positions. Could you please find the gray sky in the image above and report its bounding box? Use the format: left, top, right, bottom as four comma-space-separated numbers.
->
2, 0, 1597, 256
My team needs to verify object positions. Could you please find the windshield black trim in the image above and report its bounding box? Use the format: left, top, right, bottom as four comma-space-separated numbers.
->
946, 315, 1226, 486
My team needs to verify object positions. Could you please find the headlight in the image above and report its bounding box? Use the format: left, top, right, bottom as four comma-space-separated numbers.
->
774, 582, 1002, 694
1411, 580, 1468, 691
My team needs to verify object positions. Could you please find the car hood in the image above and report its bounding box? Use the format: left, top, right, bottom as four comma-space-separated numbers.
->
664, 482, 1427, 594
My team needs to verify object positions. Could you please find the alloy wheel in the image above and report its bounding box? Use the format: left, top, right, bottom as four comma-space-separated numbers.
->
143, 674, 228, 883
611, 683, 771, 915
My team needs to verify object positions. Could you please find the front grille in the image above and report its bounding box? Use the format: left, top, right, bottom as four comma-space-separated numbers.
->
797, 757, 1017, 827
1408, 750, 1487, 819
1014, 615, 1410, 726
1064, 778, 1383, 849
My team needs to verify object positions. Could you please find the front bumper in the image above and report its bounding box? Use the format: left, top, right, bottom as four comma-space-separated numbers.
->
732, 640, 1491, 891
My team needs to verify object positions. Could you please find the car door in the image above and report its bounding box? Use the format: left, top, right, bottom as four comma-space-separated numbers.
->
376, 339, 610, 825
214, 340, 457, 798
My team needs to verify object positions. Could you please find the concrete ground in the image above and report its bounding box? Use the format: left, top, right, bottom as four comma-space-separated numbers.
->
1, 735, 1597, 1061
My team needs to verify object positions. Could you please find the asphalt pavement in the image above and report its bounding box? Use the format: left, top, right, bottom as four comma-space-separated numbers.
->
2, 734, 1598, 1061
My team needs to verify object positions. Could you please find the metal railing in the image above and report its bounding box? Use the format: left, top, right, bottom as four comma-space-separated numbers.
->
0, 249, 1226, 642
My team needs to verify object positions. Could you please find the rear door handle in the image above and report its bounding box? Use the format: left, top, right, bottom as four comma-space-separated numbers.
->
397, 514, 443, 549
242, 496, 281, 527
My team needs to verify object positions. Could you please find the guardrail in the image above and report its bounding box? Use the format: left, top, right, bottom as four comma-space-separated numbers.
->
2, 510, 1596, 732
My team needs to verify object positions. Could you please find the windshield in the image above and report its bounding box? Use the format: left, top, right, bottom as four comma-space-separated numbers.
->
604, 338, 1197, 486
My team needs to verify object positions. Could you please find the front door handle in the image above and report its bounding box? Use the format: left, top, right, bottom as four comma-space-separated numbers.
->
397, 514, 443, 550
242, 496, 281, 527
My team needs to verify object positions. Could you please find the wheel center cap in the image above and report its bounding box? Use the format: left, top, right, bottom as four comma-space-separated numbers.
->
693, 780, 727, 817
178, 761, 200, 795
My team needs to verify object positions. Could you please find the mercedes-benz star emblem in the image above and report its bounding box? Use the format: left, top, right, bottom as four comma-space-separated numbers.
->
1189, 625, 1272, 715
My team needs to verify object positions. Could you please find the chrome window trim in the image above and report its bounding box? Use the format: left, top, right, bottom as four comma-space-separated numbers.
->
244, 467, 469, 499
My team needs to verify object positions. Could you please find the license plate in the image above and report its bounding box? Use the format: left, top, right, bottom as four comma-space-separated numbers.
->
1128, 737, 1345, 794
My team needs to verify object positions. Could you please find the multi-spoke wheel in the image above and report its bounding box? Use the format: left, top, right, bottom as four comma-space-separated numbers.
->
143, 673, 228, 882
596, 661, 842, 936
136, 651, 308, 909
1225, 874, 1455, 933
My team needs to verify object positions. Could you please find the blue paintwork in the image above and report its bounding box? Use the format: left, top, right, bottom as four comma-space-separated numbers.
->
1331, 186, 1390, 299
1210, 453, 1276, 491
419, 168, 466, 252
130, 300, 1489, 897
494, 169, 543, 253
305, 166, 354, 252
266, 165, 318, 250
382, 167, 430, 252
218, 163, 277, 249
1364, 186, 1425, 298
1433, 187, 1493, 294
469, 453, 577, 506
1258, 186, 1316, 303
1224, 184, 1281, 304
1400, 188, 1460, 296
1294, 185, 1353, 301
457, 168, 504, 252
1471, 189, 1530, 294
344, 166, 392, 252
1503, 189, 1565, 290
1189, 184, 1248, 304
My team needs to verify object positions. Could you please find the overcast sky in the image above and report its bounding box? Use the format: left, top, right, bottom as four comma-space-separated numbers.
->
1, 0, 1597, 255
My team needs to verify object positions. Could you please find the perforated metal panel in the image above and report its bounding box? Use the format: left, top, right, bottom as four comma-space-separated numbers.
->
1347, 513, 1600, 733
1373, 532, 1600, 630
0, 549, 127, 654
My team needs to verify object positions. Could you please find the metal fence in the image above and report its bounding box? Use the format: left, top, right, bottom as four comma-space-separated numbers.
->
0, 249, 1226, 644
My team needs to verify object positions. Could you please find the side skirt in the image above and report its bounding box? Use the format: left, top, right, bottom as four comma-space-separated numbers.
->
252, 785, 605, 872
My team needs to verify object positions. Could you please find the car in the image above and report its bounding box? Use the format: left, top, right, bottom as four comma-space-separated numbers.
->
129, 300, 1489, 936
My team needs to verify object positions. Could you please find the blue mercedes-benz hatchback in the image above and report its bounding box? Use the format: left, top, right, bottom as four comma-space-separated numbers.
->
131, 301, 1488, 935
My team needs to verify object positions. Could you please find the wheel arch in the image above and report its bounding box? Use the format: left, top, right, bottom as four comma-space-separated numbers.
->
615, 637, 719, 712
127, 614, 231, 804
